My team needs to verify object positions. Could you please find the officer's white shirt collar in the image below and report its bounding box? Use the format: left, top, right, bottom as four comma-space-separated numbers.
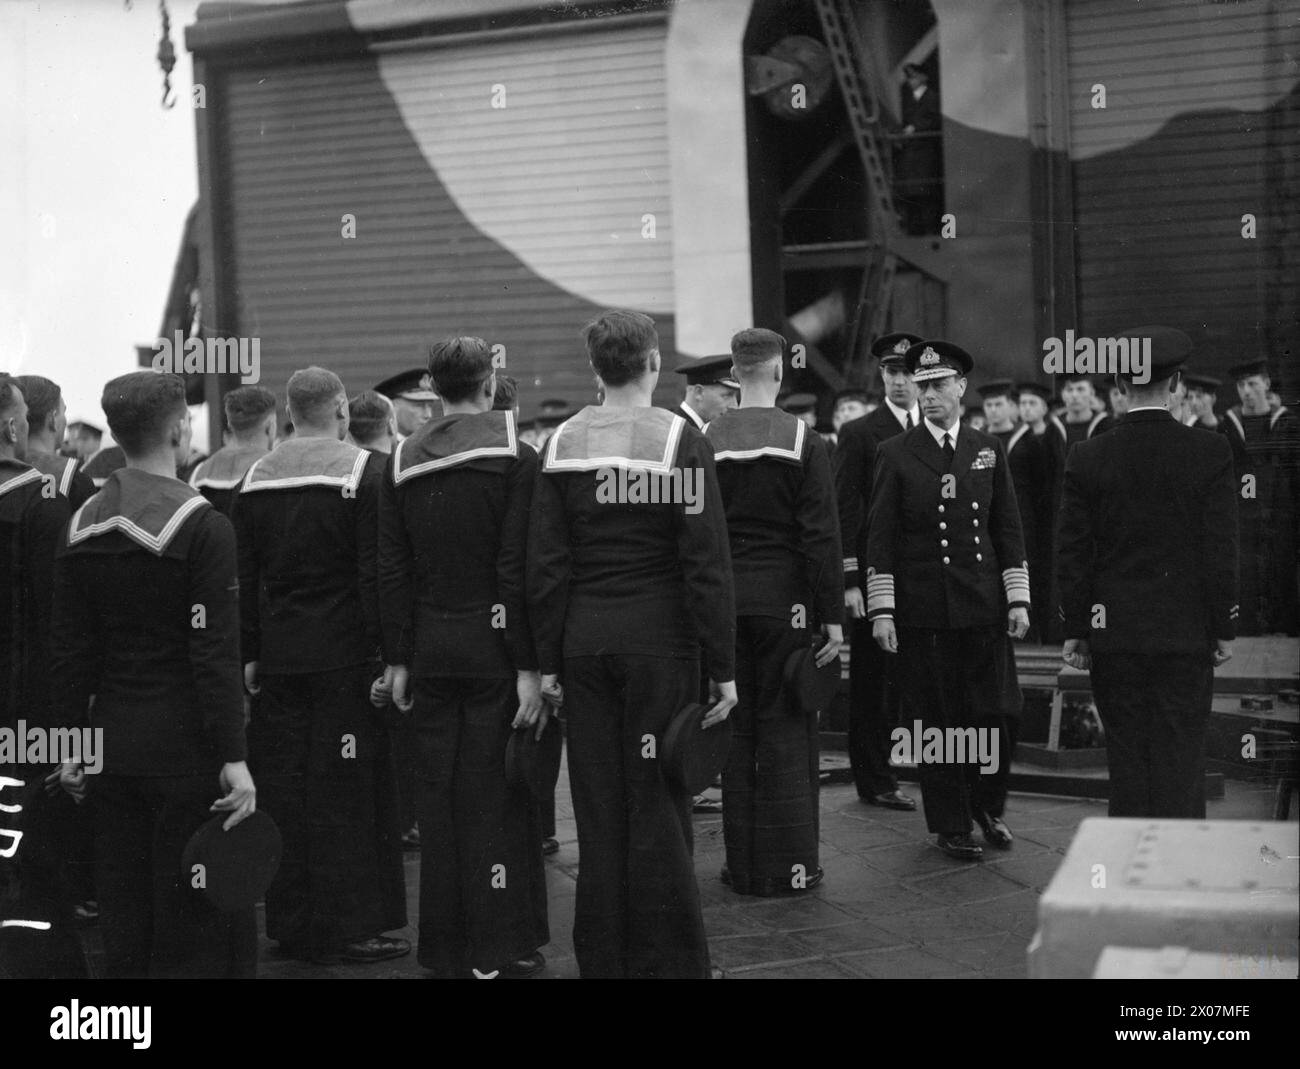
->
924, 417, 960, 450
885, 397, 920, 431
679, 400, 706, 430
1127, 405, 1169, 415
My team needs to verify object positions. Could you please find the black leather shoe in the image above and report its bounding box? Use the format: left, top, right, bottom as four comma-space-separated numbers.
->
316, 935, 411, 964
936, 833, 983, 861
863, 790, 917, 812
500, 951, 546, 978
541, 837, 559, 856
974, 812, 1013, 848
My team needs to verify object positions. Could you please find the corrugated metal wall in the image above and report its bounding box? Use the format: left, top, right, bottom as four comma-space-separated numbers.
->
217, 21, 673, 402
1065, 0, 1293, 359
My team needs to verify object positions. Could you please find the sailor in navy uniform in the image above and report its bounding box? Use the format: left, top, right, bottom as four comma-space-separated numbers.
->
1056, 328, 1240, 817
233, 367, 407, 965
528, 310, 737, 978
80, 443, 127, 489
188, 386, 278, 516
378, 337, 549, 978
707, 328, 843, 896
1058, 372, 1113, 450
50, 372, 257, 978
865, 342, 1030, 860
1218, 358, 1298, 635
13, 376, 95, 509
1183, 373, 1222, 431
672, 353, 740, 431
0, 375, 81, 977
833, 331, 922, 811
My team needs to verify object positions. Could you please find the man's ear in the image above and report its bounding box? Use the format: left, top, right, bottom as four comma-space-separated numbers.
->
485, 372, 498, 401
954, 376, 967, 399
648, 349, 661, 375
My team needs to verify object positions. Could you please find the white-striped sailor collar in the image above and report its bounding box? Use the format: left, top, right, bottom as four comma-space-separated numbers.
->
1006, 424, 1030, 452
1048, 414, 1067, 443
0, 458, 42, 500
240, 436, 368, 494
1224, 406, 1288, 440
22, 452, 78, 498
190, 443, 269, 491
543, 406, 684, 474
393, 410, 517, 485
67, 468, 209, 555
708, 407, 806, 464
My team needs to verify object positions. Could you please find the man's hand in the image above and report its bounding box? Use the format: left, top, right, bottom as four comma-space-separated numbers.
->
1007, 606, 1030, 640
1062, 638, 1091, 671
872, 617, 898, 654
243, 661, 260, 696
49, 760, 86, 803
815, 624, 843, 667
1212, 640, 1233, 668
369, 673, 392, 709
844, 587, 865, 619
385, 664, 413, 713
212, 761, 256, 831
541, 673, 564, 709
703, 679, 738, 729
512, 669, 545, 736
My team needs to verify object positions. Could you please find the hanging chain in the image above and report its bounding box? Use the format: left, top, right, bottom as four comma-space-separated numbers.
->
157, 0, 177, 109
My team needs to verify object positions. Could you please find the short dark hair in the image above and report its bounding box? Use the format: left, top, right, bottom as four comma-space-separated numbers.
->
14, 375, 60, 431
286, 367, 346, 426
427, 336, 494, 403
731, 328, 785, 370
0, 374, 20, 420
347, 390, 392, 443
493, 373, 518, 411
581, 310, 658, 387
223, 385, 278, 434
101, 371, 187, 454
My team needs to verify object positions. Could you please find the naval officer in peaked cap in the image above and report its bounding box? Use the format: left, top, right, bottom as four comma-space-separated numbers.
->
834, 331, 923, 811
672, 354, 740, 431
375, 368, 440, 441
1056, 327, 1240, 817
864, 341, 1029, 860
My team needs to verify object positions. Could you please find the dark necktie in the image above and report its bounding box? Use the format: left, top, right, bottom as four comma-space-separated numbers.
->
942, 432, 955, 464
904, 412, 914, 431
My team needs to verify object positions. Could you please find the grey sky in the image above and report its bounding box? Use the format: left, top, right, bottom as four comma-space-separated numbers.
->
1, 0, 203, 437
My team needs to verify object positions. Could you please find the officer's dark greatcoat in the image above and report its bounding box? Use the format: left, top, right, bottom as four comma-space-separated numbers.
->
865, 424, 1028, 834
834, 402, 915, 798
1057, 409, 1240, 817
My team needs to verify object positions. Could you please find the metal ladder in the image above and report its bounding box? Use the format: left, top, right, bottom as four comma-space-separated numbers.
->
813, 0, 899, 350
